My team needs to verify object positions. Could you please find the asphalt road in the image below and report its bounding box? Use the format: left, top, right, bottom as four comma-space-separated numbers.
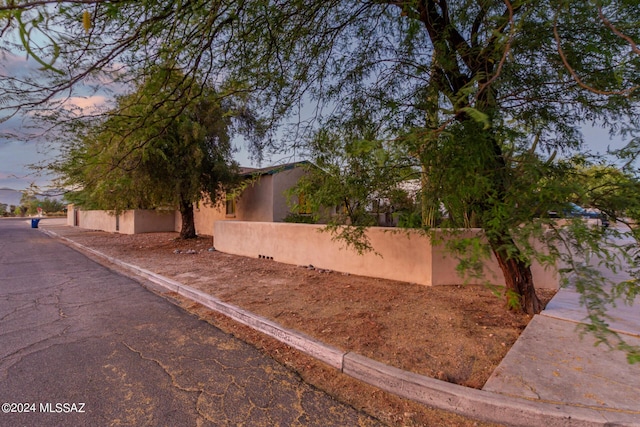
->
0, 218, 381, 426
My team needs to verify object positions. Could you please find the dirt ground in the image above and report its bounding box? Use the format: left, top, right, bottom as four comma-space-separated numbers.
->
50, 227, 556, 426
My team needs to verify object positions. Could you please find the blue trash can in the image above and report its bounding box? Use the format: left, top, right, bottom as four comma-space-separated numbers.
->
31, 218, 41, 228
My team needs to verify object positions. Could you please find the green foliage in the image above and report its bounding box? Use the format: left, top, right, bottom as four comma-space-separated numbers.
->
579, 164, 640, 220
20, 195, 65, 215
39, 197, 66, 214
0, 4, 64, 74
288, 110, 415, 252
52, 68, 242, 237
396, 210, 422, 229
445, 235, 493, 282
19, 192, 38, 212
282, 213, 316, 224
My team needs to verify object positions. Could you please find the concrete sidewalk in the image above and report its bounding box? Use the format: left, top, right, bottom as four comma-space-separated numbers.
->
37, 219, 640, 426
484, 289, 640, 422
484, 238, 640, 424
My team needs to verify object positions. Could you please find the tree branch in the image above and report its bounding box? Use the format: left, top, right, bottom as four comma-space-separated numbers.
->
553, 7, 639, 97
598, 6, 640, 55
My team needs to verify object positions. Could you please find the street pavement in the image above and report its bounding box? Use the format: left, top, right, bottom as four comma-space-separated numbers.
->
0, 218, 381, 426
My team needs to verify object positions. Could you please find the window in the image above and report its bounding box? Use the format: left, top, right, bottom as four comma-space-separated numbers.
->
225, 198, 236, 217
297, 193, 312, 215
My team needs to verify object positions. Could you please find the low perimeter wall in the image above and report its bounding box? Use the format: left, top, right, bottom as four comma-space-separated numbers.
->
67, 207, 176, 235
68, 208, 119, 232
214, 221, 559, 289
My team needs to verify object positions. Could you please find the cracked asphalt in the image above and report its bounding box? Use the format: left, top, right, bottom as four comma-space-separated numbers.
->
0, 219, 382, 426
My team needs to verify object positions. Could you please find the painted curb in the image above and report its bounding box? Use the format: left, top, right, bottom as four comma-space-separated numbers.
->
40, 228, 639, 427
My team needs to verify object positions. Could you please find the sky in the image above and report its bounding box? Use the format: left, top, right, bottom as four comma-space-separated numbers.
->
0, 50, 65, 191
0, 121, 627, 193
0, 103, 629, 193
0, 45, 269, 192
0, 46, 632, 193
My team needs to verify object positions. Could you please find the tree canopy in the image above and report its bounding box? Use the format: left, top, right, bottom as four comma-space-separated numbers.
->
290, 108, 416, 252
53, 68, 240, 238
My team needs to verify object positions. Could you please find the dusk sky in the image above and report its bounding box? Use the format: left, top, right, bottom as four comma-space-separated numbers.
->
0, 50, 68, 191
0, 50, 268, 192
0, 121, 625, 193
0, 48, 631, 193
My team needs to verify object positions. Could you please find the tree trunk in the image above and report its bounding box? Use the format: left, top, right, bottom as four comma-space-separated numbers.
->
490, 236, 542, 315
179, 199, 197, 239
421, 53, 441, 229
421, 164, 440, 227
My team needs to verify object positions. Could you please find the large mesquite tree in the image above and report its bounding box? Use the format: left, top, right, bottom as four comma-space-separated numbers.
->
222, 0, 640, 315
388, 0, 640, 316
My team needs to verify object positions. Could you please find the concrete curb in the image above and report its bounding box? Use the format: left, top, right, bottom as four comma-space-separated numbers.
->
40, 227, 638, 427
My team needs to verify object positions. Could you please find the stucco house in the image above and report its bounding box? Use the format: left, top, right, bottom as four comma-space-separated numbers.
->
68, 161, 310, 236
187, 161, 309, 235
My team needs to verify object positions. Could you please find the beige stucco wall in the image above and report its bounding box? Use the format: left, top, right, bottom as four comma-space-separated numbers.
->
76, 209, 118, 233
191, 201, 227, 236
225, 165, 308, 224
236, 175, 274, 221
69, 208, 177, 235
187, 165, 308, 236
214, 221, 559, 289
67, 204, 75, 226
213, 221, 433, 285
130, 210, 176, 234
428, 229, 558, 288
272, 167, 307, 221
